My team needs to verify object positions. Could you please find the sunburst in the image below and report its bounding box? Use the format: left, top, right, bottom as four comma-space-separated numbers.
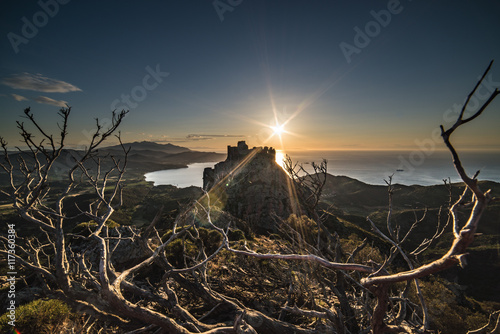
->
271, 123, 285, 137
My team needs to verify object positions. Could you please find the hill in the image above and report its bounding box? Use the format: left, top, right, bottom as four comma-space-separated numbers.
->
102, 141, 192, 154
0, 141, 226, 181
319, 174, 500, 303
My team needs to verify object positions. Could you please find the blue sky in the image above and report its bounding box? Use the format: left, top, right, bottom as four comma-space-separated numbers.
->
1, 1, 500, 152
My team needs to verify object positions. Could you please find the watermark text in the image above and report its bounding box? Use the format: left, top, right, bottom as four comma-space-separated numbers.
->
6, 223, 17, 327
7, 0, 71, 54
213, 0, 243, 22
339, 0, 409, 64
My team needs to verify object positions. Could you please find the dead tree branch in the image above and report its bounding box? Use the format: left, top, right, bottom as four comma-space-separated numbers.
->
361, 60, 498, 333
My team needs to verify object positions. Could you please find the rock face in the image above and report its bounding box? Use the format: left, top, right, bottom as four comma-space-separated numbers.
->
203, 141, 303, 233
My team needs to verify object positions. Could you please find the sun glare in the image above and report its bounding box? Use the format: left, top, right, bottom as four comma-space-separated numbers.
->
271, 123, 285, 136
275, 149, 286, 170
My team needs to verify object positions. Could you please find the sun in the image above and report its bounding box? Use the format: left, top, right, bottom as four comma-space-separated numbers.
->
271, 123, 285, 136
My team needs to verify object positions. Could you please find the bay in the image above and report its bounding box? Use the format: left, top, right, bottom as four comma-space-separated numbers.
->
144, 162, 215, 187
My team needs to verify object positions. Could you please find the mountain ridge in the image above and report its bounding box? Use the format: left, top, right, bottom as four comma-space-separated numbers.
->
102, 141, 192, 154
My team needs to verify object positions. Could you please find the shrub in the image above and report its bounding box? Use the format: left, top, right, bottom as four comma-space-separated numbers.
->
227, 228, 246, 241
165, 238, 198, 267
0, 299, 72, 334
73, 219, 120, 235
198, 227, 223, 253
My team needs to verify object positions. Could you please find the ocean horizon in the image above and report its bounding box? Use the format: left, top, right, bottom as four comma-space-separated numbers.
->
145, 149, 500, 188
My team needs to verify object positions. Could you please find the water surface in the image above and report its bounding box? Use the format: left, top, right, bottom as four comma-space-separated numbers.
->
144, 162, 216, 187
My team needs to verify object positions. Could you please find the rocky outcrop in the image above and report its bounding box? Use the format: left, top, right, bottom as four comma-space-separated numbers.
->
203, 141, 304, 233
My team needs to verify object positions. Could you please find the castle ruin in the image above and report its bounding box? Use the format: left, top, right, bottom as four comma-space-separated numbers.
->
202, 141, 298, 233
203, 141, 276, 191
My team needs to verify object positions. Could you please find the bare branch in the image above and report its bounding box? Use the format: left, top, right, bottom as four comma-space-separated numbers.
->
467, 310, 500, 334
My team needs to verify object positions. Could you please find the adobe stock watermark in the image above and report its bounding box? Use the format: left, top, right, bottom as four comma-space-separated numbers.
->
213, 0, 243, 22
7, 0, 71, 54
6, 223, 17, 328
398, 73, 500, 173
339, 0, 409, 64
110, 64, 169, 111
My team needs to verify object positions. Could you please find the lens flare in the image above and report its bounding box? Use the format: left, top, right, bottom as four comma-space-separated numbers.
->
275, 149, 286, 170
271, 123, 285, 136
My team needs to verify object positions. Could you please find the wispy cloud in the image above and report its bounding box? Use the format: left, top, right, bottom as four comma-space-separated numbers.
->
34, 96, 68, 107
1, 73, 81, 93
11, 93, 28, 101
156, 138, 189, 143
139, 134, 187, 143
135, 134, 247, 143
186, 134, 246, 141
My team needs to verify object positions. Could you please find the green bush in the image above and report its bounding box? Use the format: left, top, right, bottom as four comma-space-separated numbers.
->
198, 227, 223, 253
0, 299, 72, 333
227, 228, 246, 241
73, 219, 120, 235
162, 227, 225, 267
165, 238, 198, 267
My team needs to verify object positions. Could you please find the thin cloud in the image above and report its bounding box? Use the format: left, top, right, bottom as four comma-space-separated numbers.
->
11, 93, 28, 101
156, 138, 189, 143
142, 134, 188, 143
1, 73, 81, 93
186, 134, 246, 141
34, 96, 68, 107
138, 134, 247, 143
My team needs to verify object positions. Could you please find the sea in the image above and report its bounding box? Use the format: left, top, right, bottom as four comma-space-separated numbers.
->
144, 150, 500, 188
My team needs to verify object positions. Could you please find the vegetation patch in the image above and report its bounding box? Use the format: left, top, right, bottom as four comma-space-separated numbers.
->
0, 299, 73, 334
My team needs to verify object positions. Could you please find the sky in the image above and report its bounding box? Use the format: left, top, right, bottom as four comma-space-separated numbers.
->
1, 0, 500, 153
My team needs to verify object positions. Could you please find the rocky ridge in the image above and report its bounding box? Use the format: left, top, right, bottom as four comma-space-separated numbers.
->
203, 141, 304, 232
